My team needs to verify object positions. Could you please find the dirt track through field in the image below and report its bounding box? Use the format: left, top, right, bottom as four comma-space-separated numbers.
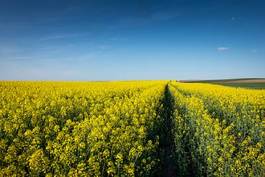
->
157, 84, 177, 177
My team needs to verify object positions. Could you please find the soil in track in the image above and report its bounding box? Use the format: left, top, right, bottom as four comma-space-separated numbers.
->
156, 84, 177, 177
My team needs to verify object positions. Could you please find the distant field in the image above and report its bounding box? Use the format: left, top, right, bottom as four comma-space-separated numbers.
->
217, 82, 265, 89
181, 78, 265, 89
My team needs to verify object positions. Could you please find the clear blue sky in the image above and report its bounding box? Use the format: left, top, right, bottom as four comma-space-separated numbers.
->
0, 0, 265, 80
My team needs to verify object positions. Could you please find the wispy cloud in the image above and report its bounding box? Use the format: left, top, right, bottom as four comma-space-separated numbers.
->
40, 35, 69, 41
0, 46, 24, 55
251, 49, 257, 53
151, 11, 180, 21
39, 32, 90, 41
217, 47, 230, 52
108, 10, 180, 30
10, 56, 34, 61
98, 44, 111, 50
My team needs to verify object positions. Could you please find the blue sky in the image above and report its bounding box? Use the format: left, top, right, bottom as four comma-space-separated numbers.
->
0, 0, 265, 80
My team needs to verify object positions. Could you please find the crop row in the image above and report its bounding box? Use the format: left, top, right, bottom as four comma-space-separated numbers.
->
0, 81, 167, 176
169, 82, 265, 176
